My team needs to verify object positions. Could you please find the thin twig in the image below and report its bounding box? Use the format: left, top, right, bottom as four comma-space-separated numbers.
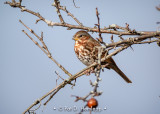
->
95, 8, 103, 43
73, 0, 80, 8
58, 6, 83, 26
29, 101, 41, 113
54, 0, 65, 23
55, 71, 64, 86
71, 93, 91, 102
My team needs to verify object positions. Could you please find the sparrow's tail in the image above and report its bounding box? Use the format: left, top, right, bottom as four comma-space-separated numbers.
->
111, 64, 132, 83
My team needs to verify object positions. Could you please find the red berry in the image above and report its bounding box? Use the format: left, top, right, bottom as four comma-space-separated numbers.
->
87, 98, 98, 108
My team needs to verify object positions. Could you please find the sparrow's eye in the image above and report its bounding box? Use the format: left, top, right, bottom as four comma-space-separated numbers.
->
79, 35, 83, 37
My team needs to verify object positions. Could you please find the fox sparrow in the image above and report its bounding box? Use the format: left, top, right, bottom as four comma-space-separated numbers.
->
73, 30, 132, 83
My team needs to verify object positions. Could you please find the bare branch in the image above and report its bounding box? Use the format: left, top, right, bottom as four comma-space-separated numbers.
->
105, 34, 160, 48
53, 0, 65, 23
19, 20, 72, 77
5, 1, 159, 36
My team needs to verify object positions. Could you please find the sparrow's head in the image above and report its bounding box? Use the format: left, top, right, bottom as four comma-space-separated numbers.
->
72, 31, 91, 41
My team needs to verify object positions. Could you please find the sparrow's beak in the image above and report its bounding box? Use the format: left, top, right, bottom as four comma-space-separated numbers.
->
72, 37, 79, 41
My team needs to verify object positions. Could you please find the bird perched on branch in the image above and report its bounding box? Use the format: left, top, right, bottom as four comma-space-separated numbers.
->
72, 30, 132, 83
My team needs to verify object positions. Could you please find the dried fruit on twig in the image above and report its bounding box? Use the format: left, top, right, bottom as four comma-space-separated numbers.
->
87, 98, 98, 108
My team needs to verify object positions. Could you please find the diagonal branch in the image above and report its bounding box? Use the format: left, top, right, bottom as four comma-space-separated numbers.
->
19, 20, 72, 77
